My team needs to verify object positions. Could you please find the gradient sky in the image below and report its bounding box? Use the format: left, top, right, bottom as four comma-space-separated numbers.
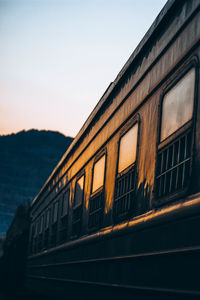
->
0, 0, 167, 137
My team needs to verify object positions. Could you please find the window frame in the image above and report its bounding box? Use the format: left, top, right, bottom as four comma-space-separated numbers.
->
90, 149, 107, 197
88, 149, 107, 231
113, 114, 140, 223
59, 187, 70, 244
52, 201, 59, 224
61, 188, 70, 218
72, 171, 85, 238
30, 223, 35, 255
116, 115, 140, 178
154, 57, 198, 206
34, 220, 37, 237
45, 208, 50, 230
158, 62, 197, 149
39, 214, 44, 234
43, 208, 50, 249
37, 218, 40, 235
73, 172, 85, 210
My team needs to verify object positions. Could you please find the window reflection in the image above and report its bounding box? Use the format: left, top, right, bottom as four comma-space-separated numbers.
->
161, 68, 195, 141
92, 155, 106, 193
37, 219, 40, 235
39, 215, 44, 233
34, 222, 37, 237
45, 209, 50, 229
74, 176, 84, 206
62, 190, 69, 216
53, 202, 58, 223
118, 123, 138, 173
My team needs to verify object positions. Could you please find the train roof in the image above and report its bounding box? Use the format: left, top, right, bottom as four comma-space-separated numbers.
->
32, 0, 179, 205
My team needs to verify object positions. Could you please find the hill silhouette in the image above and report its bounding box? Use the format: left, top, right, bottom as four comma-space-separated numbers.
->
0, 129, 73, 236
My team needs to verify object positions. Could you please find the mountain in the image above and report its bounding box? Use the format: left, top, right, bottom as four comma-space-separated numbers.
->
0, 129, 73, 236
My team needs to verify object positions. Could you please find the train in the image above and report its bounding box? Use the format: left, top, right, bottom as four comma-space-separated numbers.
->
25, 0, 200, 298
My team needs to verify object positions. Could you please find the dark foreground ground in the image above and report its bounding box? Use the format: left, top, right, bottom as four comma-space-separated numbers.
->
1, 282, 200, 300
0, 287, 53, 300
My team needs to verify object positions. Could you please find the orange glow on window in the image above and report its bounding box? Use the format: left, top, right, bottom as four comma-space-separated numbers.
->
118, 123, 138, 173
92, 155, 106, 193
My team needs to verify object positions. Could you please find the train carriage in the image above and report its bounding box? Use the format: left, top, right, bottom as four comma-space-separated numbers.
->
26, 0, 200, 298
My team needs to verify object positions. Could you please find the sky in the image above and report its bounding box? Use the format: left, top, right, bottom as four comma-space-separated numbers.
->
0, 0, 167, 138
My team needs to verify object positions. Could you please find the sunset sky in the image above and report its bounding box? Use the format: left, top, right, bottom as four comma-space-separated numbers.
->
0, 0, 167, 138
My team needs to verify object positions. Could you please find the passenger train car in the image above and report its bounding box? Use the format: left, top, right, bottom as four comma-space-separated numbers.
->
26, 0, 200, 298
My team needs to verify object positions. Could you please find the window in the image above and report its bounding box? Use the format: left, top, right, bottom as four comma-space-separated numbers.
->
74, 176, 84, 207
35, 219, 40, 253
45, 209, 50, 230
156, 66, 196, 203
61, 190, 69, 217
34, 221, 37, 237
89, 154, 106, 230
160, 68, 195, 141
39, 215, 44, 234
92, 155, 106, 193
59, 189, 70, 244
53, 201, 58, 223
33, 221, 37, 254
51, 202, 59, 247
72, 175, 85, 237
37, 218, 40, 235
114, 121, 139, 223
118, 124, 138, 173
38, 215, 44, 251
44, 208, 50, 249
29, 223, 35, 255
